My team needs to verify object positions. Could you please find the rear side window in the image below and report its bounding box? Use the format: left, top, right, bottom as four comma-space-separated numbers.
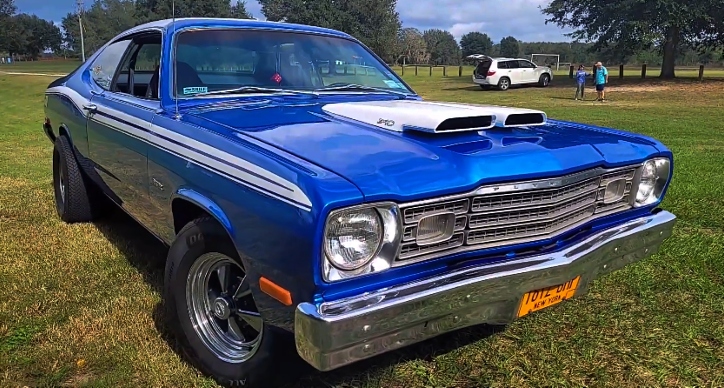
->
497, 61, 508, 69
504, 61, 519, 69
90, 39, 132, 90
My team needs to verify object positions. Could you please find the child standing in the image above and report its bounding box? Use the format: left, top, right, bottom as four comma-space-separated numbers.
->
574, 65, 589, 100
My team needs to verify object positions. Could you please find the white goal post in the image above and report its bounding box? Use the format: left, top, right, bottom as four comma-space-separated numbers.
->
530, 54, 560, 70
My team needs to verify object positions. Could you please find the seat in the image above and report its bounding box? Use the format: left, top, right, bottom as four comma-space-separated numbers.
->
146, 61, 204, 99
253, 52, 279, 86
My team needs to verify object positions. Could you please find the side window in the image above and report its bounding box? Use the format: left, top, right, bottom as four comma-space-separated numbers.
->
518, 60, 536, 68
505, 61, 519, 69
111, 34, 162, 99
135, 43, 161, 72
90, 39, 132, 90
497, 61, 508, 69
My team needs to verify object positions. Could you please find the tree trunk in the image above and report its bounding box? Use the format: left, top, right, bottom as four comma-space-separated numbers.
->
660, 26, 680, 79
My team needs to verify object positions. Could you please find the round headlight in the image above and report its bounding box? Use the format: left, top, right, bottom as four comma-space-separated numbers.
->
323, 208, 383, 271
635, 158, 671, 206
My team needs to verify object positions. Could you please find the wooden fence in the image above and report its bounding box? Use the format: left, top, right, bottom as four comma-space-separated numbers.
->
390, 64, 723, 80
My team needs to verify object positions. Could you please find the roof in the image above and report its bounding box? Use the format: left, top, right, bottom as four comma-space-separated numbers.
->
125, 17, 352, 39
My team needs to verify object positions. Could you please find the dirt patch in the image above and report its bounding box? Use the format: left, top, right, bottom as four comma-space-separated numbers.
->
609, 84, 671, 93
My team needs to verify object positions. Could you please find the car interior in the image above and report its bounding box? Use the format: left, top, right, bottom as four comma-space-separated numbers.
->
107, 29, 393, 100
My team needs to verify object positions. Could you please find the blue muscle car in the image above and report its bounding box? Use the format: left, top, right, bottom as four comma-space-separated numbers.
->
43, 17, 677, 387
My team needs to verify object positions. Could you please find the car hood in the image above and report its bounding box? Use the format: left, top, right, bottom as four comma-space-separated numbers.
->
188, 98, 662, 202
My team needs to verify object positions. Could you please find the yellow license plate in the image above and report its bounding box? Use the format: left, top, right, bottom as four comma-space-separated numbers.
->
517, 276, 581, 318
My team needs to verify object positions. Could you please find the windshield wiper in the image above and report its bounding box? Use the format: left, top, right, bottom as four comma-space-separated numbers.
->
314, 83, 409, 98
194, 86, 315, 97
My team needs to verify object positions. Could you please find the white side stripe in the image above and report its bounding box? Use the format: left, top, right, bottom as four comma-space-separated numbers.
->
46, 86, 313, 211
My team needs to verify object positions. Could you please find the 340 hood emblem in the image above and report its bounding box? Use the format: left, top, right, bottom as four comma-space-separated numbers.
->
377, 118, 395, 126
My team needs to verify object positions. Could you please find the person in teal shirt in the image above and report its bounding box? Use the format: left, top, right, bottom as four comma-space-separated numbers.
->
594, 61, 608, 101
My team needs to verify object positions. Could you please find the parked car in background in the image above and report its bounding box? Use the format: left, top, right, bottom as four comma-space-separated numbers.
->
43, 18, 676, 388
468, 54, 553, 90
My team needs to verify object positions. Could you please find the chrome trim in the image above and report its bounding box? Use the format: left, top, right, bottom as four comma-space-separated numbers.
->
295, 210, 676, 372
395, 165, 639, 265
399, 166, 632, 211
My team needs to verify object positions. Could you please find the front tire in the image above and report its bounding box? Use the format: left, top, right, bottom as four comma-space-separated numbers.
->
497, 77, 511, 91
164, 217, 295, 387
52, 135, 103, 223
539, 73, 551, 87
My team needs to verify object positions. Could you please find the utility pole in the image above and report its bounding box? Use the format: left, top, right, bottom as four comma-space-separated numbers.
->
76, 0, 86, 62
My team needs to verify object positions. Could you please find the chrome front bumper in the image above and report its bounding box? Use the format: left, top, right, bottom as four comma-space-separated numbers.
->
295, 211, 676, 371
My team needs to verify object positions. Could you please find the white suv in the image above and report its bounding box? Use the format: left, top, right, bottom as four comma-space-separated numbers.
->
468, 55, 553, 91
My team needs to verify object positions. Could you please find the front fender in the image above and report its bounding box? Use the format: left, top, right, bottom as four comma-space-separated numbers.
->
171, 187, 235, 237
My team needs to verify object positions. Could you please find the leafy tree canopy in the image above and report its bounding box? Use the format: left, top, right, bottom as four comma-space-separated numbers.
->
460, 32, 493, 58
499, 36, 520, 58
422, 29, 460, 65
258, 0, 401, 62
541, 0, 724, 78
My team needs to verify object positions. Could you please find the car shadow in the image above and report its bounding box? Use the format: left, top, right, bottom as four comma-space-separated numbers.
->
93, 205, 507, 387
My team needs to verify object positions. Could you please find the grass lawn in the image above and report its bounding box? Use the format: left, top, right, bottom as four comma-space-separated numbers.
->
1, 61, 724, 387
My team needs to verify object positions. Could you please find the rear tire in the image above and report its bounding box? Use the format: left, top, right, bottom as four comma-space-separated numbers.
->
52, 135, 104, 223
164, 217, 298, 388
497, 77, 511, 91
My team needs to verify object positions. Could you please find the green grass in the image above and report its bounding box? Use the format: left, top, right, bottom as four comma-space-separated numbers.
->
1, 62, 724, 387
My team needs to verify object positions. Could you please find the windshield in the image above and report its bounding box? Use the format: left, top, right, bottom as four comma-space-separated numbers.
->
173, 29, 413, 97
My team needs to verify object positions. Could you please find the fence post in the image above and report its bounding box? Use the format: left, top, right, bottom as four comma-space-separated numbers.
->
619, 64, 624, 78
641, 64, 647, 79
429, 66, 432, 76
401, 65, 404, 76
698, 65, 704, 81
459, 65, 463, 77
569, 65, 574, 79
415, 66, 418, 76
443, 66, 447, 77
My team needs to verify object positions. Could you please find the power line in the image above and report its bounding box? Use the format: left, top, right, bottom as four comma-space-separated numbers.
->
76, 0, 85, 62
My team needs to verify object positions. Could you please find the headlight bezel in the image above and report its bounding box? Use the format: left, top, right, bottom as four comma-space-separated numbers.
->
322, 202, 402, 282
633, 157, 671, 207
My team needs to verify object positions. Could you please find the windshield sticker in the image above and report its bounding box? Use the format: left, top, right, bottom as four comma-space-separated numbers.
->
383, 80, 403, 89
183, 86, 208, 95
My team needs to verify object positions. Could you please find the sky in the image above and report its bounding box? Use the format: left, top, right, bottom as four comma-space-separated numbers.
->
15, 0, 573, 43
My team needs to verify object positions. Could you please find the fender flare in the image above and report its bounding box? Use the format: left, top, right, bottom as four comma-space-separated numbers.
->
171, 188, 235, 240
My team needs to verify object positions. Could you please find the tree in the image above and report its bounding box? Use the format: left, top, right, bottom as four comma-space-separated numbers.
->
396, 27, 428, 64
542, 0, 724, 79
230, 0, 252, 19
499, 36, 520, 58
0, 0, 14, 17
0, 0, 16, 55
149, 0, 232, 19
422, 29, 460, 65
257, 0, 402, 62
460, 32, 493, 58
62, 0, 137, 57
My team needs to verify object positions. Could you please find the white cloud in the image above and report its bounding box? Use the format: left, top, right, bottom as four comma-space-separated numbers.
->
394, 0, 572, 42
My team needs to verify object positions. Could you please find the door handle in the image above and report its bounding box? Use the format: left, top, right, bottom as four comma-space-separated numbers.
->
82, 104, 97, 112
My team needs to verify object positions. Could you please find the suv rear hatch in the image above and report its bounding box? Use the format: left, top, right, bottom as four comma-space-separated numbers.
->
473, 59, 492, 79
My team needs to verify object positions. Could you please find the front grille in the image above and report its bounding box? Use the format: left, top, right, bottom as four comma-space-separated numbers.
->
396, 166, 637, 265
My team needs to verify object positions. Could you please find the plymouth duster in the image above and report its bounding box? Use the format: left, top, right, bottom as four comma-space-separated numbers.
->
43, 17, 676, 387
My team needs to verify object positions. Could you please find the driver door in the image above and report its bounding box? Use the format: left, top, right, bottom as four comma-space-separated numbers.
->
86, 32, 162, 224
517, 60, 538, 83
